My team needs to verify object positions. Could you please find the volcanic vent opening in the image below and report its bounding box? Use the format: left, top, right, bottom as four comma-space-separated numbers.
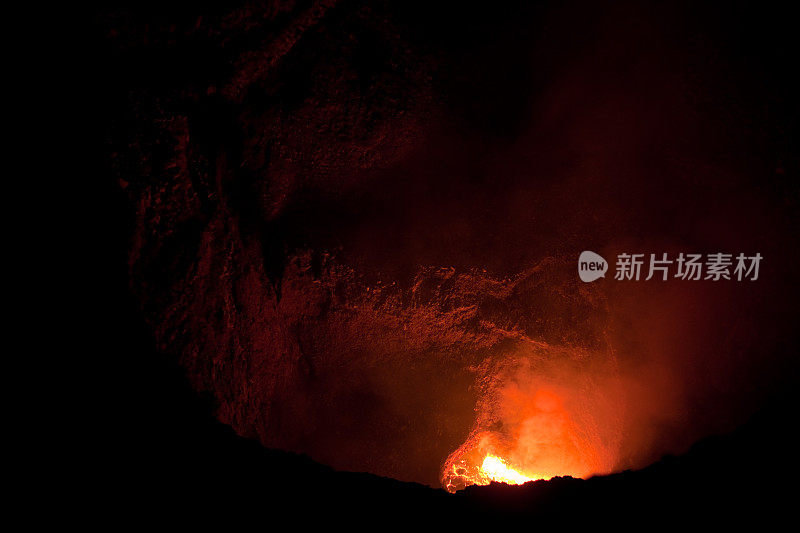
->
441, 352, 620, 492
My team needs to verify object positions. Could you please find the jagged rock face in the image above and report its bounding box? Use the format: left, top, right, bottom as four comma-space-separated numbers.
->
104, 2, 798, 486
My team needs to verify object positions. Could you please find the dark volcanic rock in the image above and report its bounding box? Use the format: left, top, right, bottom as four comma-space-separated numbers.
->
96, 0, 800, 491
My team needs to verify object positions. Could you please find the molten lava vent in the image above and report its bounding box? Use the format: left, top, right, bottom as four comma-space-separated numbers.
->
99, 0, 800, 499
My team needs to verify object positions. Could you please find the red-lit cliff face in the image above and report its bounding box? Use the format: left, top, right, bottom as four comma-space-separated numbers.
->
105, 1, 799, 487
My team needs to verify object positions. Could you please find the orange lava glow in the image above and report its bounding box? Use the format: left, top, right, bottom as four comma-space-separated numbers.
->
478, 455, 537, 485
442, 385, 611, 492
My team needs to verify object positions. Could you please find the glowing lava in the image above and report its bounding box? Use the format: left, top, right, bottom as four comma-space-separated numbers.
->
479, 455, 538, 485
442, 384, 611, 493
442, 450, 545, 492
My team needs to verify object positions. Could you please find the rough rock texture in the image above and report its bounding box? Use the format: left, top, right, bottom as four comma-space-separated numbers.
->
99, 1, 799, 487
